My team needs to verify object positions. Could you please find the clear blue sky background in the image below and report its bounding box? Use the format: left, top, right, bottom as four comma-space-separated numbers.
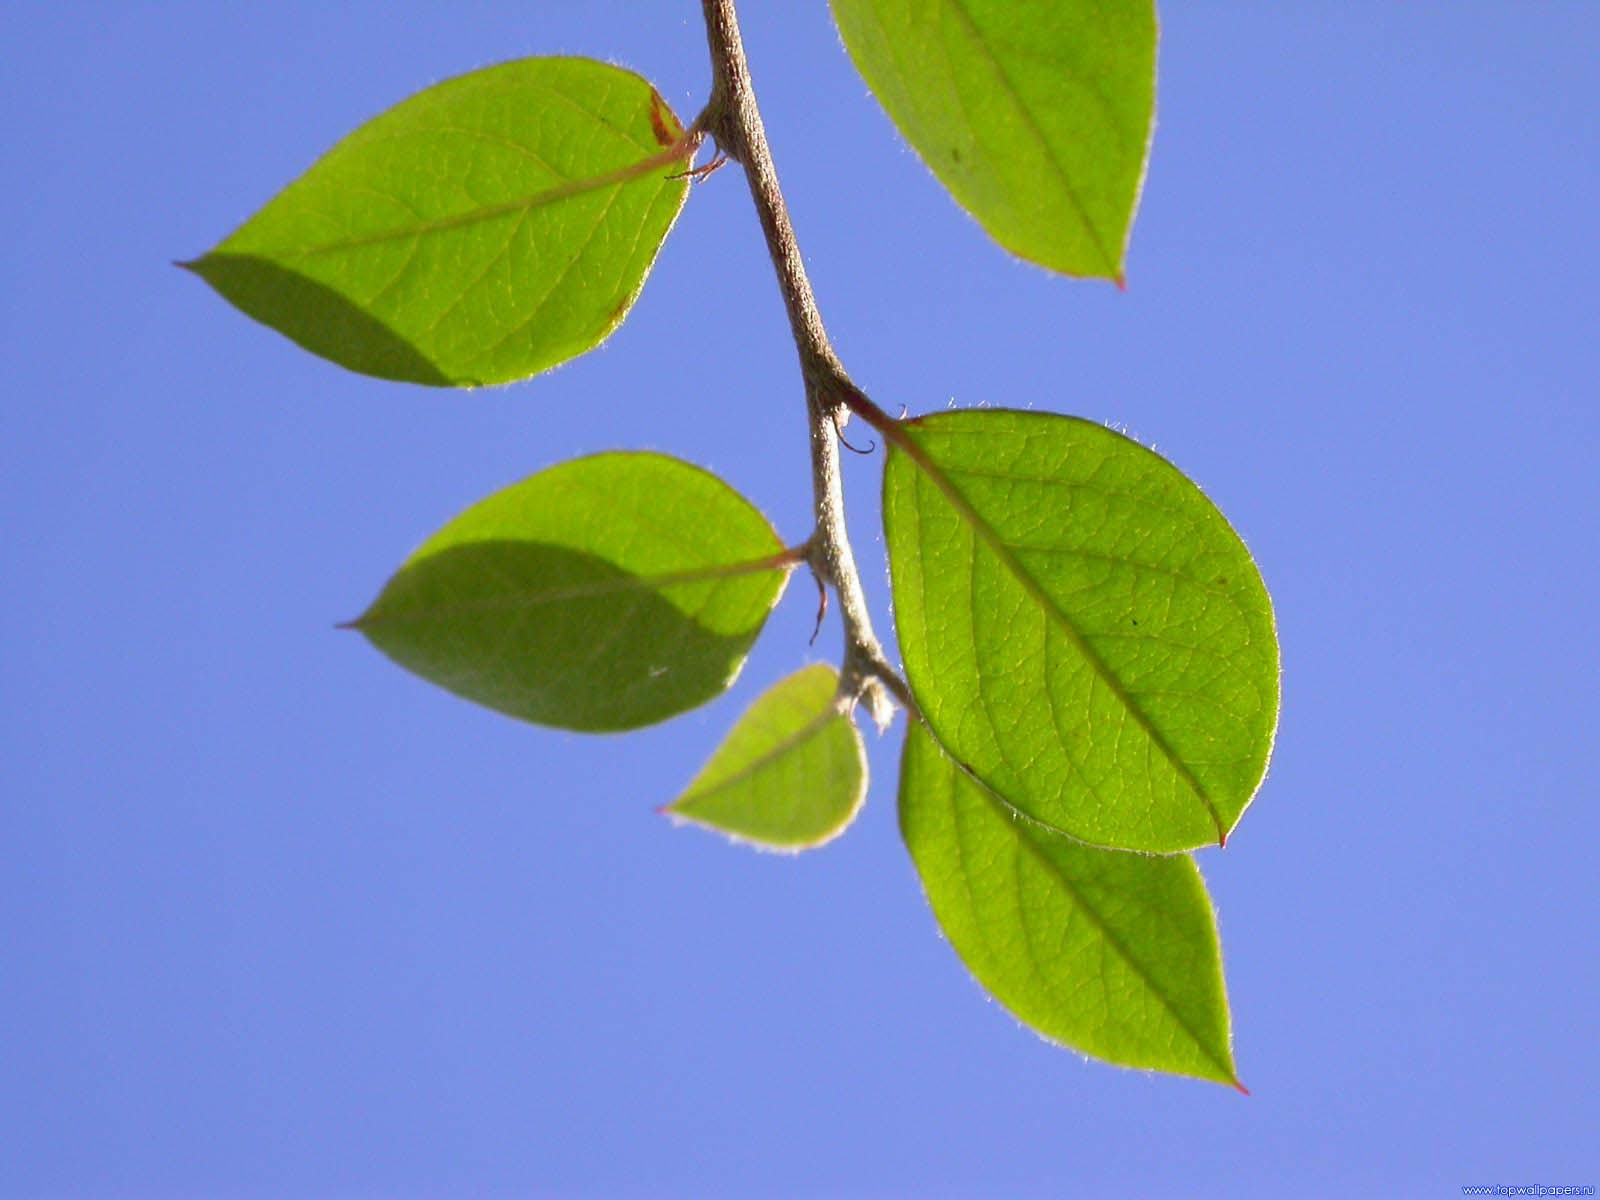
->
3, 4, 1596, 1197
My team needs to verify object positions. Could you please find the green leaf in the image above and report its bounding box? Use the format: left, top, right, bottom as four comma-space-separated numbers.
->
882, 409, 1278, 854
351, 452, 792, 732
830, 0, 1156, 281
183, 57, 693, 386
665, 664, 867, 851
900, 723, 1239, 1086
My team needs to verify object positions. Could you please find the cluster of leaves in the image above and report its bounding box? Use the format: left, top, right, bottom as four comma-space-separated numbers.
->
187, 0, 1278, 1088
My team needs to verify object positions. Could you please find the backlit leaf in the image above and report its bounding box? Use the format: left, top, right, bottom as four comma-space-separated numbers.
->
351, 453, 792, 732
830, 0, 1156, 281
184, 57, 693, 386
882, 410, 1278, 853
900, 723, 1239, 1085
666, 664, 866, 850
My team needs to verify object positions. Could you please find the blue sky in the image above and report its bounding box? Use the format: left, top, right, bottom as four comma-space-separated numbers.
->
3, 3, 1596, 1197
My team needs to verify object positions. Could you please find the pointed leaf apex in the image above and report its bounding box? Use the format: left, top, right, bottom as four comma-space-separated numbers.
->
831, 0, 1155, 280
900, 726, 1239, 1083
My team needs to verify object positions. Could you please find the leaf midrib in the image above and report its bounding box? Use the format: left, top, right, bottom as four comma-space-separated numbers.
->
228, 141, 692, 261
675, 708, 840, 812
356, 549, 793, 626
939, 0, 1121, 276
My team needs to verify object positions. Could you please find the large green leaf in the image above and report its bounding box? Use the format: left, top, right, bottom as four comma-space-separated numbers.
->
830, 0, 1155, 281
882, 410, 1278, 853
665, 664, 866, 851
351, 453, 792, 732
900, 724, 1239, 1086
183, 57, 693, 386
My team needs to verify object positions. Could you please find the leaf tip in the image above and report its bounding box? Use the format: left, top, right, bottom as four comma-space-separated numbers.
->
657, 799, 698, 828
1232, 1078, 1251, 1097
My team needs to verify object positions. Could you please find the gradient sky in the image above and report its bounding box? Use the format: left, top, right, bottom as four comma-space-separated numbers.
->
3, 4, 1597, 1197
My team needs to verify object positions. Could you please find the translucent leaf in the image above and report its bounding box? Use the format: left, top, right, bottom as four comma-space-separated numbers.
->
666, 665, 867, 851
900, 723, 1239, 1086
183, 58, 693, 386
830, 0, 1156, 281
882, 410, 1278, 853
351, 453, 792, 731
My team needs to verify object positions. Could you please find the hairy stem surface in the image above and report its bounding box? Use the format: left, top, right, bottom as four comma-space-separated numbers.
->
697, 0, 915, 729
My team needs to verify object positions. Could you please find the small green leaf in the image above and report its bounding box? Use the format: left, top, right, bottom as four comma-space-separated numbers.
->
900, 723, 1239, 1086
665, 664, 867, 851
352, 452, 792, 732
184, 57, 693, 386
882, 409, 1278, 853
830, 0, 1155, 281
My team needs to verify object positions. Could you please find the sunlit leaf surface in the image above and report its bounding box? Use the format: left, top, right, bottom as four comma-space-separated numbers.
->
901, 723, 1239, 1085
667, 664, 867, 850
883, 409, 1278, 853
186, 58, 692, 385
